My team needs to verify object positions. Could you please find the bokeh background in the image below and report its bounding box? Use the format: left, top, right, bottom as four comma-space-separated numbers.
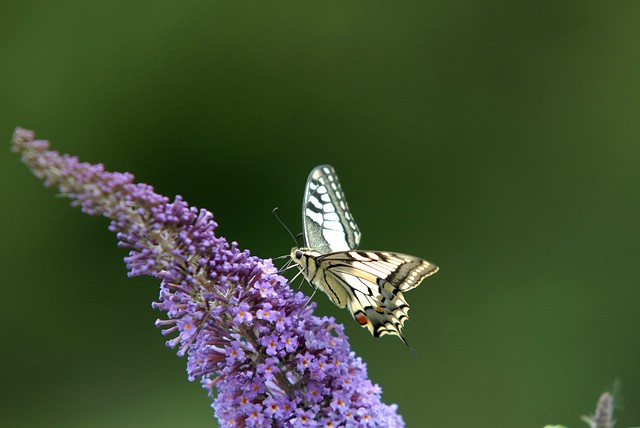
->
1, 1, 639, 427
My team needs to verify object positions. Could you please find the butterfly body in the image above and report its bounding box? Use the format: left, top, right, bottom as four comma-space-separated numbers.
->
290, 165, 438, 345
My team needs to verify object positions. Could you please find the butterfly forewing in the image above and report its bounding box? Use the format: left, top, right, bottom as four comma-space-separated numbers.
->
302, 165, 361, 254
291, 164, 438, 345
323, 251, 439, 292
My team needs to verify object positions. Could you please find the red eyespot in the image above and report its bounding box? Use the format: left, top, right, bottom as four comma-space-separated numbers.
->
355, 312, 368, 326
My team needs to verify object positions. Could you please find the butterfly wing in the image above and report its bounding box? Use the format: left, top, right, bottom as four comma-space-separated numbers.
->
294, 164, 439, 345
302, 165, 361, 254
315, 250, 438, 344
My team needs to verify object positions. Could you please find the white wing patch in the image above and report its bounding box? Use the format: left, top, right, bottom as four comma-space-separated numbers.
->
302, 165, 360, 254
291, 165, 438, 346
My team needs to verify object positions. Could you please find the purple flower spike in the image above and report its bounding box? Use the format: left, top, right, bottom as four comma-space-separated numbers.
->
12, 128, 405, 427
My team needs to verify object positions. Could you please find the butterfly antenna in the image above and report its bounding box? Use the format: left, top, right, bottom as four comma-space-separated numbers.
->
272, 207, 299, 246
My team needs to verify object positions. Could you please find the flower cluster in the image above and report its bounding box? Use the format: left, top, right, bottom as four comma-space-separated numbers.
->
12, 128, 404, 427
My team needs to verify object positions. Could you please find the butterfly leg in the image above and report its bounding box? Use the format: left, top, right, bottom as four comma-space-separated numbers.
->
277, 260, 299, 275
291, 270, 306, 292
297, 286, 319, 317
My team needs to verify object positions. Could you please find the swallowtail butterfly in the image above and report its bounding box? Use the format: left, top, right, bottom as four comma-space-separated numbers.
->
290, 165, 438, 345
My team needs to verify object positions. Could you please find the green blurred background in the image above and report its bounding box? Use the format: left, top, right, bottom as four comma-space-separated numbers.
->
1, 1, 639, 427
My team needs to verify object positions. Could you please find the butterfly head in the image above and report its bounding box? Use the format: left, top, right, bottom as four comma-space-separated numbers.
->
290, 247, 320, 270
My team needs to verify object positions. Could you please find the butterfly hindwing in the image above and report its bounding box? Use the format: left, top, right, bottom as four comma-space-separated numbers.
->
302, 165, 361, 253
315, 251, 438, 344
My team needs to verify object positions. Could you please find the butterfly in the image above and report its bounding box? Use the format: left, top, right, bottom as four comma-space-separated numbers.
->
290, 165, 438, 345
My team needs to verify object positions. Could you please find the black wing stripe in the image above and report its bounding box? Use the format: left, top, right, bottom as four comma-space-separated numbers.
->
321, 267, 346, 307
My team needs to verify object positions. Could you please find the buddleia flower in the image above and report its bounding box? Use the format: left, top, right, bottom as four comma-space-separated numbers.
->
12, 128, 404, 428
